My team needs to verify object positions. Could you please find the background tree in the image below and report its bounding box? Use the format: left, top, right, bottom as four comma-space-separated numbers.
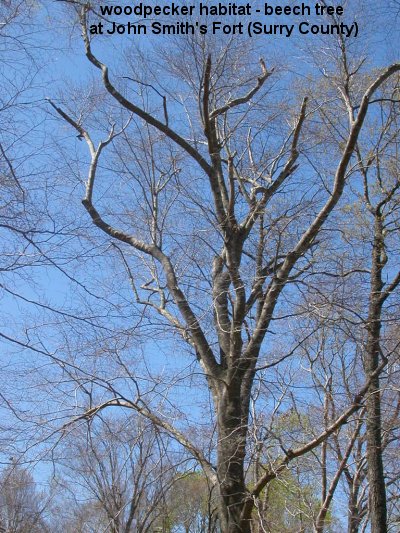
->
0, 465, 51, 533
56, 414, 183, 533
159, 472, 219, 533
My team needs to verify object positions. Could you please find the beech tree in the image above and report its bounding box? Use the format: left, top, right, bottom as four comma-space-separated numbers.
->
44, 3, 400, 531
0, 2, 398, 532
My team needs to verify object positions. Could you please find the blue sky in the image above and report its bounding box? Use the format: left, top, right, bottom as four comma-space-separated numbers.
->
1, 0, 399, 526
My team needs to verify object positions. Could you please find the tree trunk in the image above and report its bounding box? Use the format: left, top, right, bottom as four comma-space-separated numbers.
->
347, 494, 362, 533
364, 215, 387, 533
216, 383, 252, 533
365, 356, 387, 533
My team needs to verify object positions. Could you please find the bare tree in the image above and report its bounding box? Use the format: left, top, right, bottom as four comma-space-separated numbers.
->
0, 464, 52, 533
56, 414, 184, 533
42, 3, 400, 530
355, 94, 400, 533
